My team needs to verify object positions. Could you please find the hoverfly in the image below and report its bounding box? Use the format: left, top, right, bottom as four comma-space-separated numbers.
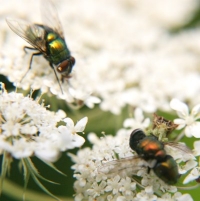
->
6, 0, 75, 93
99, 129, 192, 185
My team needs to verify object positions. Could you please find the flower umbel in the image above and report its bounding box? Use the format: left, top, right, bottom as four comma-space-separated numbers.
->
0, 83, 87, 197
69, 113, 194, 201
1, 0, 200, 115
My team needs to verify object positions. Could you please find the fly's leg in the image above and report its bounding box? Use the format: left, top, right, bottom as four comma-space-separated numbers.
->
20, 46, 42, 82
49, 62, 63, 94
23, 46, 37, 54
61, 74, 72, 83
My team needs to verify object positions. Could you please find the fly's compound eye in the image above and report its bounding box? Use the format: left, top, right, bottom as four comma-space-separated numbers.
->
57, 56, 75, 75
129, 129, 146, 151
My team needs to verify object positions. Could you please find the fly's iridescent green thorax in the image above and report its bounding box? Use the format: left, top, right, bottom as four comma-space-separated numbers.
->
43, 25, 71, 65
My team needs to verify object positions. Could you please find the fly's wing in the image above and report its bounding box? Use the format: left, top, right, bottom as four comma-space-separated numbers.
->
165, 142, 192, 154
6, 19, 47, 54
40, 0, 65, 39
98, 156, 147, 176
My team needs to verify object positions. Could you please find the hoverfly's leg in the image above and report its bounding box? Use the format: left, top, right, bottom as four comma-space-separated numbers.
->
20, 48, 42, 82
49, 63, 64, 94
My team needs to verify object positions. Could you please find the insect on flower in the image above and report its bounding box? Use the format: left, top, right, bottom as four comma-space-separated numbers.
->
6, 0, 75, 93
99, 128, 192, 185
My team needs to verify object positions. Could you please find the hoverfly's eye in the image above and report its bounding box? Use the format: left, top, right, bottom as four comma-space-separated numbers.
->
57, 56, 75, 74
129, 129, 146, 151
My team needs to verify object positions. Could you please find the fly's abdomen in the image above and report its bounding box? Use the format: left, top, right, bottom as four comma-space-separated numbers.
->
153, 155, 179, 184
47, 33, 70, 65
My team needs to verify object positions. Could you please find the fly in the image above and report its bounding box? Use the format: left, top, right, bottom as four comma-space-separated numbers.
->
6, 0, 75, 93
99, 128, 192, 185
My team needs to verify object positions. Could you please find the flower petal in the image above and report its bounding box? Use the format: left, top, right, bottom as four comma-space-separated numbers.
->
134, 108, 144, 122
71, 134, 85, 148
35, 141, 60, 163
191, 104, 200, 117
184, 123, 200, 138
173, 118, 186, 129
12, 139, 34, 158
123, 118, 134, 128
58, 126, 85, 150
170, 99, 189, 118
193, 140, 200, 156
85, 96, 101, 108
63, 118, 75, 130
75, 117, 88, 132
185, 126, 194, 138
183, 168, 199, 184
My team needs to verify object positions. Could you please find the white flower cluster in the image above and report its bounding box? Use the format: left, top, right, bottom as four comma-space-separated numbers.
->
69, 110, 195, 201
1, 0, 200, 113
169, 98, 200, 184
0, 83, 87, 162
69, 133, 194, 201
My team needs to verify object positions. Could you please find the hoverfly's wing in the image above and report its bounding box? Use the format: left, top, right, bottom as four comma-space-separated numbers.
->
6, 19, 47, 54
165, 142, 192, 154
98, 156, 147, 176
40, 0, 64, 39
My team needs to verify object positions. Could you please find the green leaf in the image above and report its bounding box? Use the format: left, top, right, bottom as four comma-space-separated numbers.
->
24, 158, 59, 184
0, 151, 12, 195
41, 160, 66, 176
21, 158, 30, 199
21, 158, 60, 200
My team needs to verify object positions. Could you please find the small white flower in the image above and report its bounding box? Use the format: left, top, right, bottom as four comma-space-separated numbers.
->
193, 140, 200, 156
170, 98, 200, 137
34, 139, 61, 163
64, 117, 88, 134
119, 177, 136, 196
123, 107, 150, 130
105, 175, 121, 194
183, 167, 200, 184
158, 192, 193, 201
57, 126, 85, 150
69, 88, 101, 108
12, 138, 35, 159
85, 96, 101, 108
87, 181, 107, 197
134, 190, 157, 201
